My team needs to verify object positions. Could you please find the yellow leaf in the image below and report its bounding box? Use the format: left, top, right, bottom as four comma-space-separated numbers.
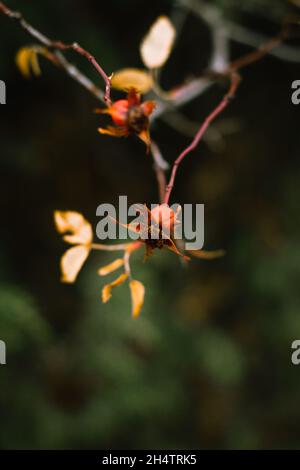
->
16, 47, 41, 78
60, 245, 90, 283
188, 249, 226, 260
129, 280, 145, 319
98, 258, 124, 276
54, 211, 93, 245
30, 50, 42, 76
102, 273, 128, 303
111, 68, 153, 93
140, 16, 176, 69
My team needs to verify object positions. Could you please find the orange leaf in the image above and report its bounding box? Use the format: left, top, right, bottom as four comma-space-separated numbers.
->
60, 245, 90, 283
138, 129, 151, 149
102, 273, 128, 303
16, 47, 41, 78
98, 258, 124, 276
98, 127, 128, 137
54, 211, 93, 245
129, 280, 145, 319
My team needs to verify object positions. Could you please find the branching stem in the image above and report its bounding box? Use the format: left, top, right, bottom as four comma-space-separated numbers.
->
0, 2, 111, 104
164, 72, 240, 204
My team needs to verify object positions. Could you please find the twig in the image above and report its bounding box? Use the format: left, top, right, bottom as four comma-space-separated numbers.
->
163, 18, 290, 205
54, 51, 104, 101
0, 0, 294, 206
150, 141, 169, 203
53, 41, 112, 105
91, 243, 131, 251
150, 141, 169, 171
123, 250, 132, 280
164, 72, 241, 205
179, 0, 300, 63
154, 165, 167, 204
151, 78, 212, 121
0, 1, 111, 104
229, 35, 284, 71
227, 23, 300, 64
154, 0, 298, 121
152, 0, 230, 120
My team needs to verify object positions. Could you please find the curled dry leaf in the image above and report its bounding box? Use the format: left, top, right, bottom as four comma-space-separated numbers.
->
102, 273, 129, 303
54, 211, 93, 245
129, 280, 145, 319
16, 47, 42, 78
140, 16, 176, 69
60, 245, 90, 283
98, 258, 124, 276
111, 68, 153, 94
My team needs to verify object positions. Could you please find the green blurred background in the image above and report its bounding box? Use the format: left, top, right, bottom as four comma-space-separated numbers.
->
1, 0, 300, 450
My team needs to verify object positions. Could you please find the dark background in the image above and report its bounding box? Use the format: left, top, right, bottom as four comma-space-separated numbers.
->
1, 0, 300, 449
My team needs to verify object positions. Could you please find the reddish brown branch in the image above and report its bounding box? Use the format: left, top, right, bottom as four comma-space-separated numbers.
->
52, 41, 112, 105
230, 35, 283, 71
0, 1, 111, 105
0, 1, 292, 206
150, 141, 169, 203
164, 27, 289, 204
164, 72, 240, 204
154, 166, 167, 203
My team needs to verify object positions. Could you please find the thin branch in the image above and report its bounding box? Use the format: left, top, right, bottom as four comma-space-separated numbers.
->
152, 0, 231, 121
2, 0, 297, 119
151, 77, 212, 121
150, 141, 169, 171
150, 141, 169, 203
53, 41, 112, 105
228, 23, 300, 64
154, 0, 298, 121
54, 51, 104, 101
179, 0, 300, 63
1, 0, 295, 207
197, 0, 230, 73
0, 1, 111, 104
154, 166, 167, 204
123, 250, 132, 280
91, 243, 131, 251
164, 72, 241, 205
163, 18, 290, 205
229, 35, 284, 71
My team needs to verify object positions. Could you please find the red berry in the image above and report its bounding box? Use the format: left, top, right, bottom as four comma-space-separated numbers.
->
111, 100, 129, 126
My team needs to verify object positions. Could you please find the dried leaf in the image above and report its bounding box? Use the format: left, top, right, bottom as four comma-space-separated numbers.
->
102, 273, 128, 303
130, 280, 145, 318
16, 47, 41, 78
54, 211, 93, 245
98, 258, 124, 276
111, 68, 153, 93
60, 245, 90, 283
140, 16, 176, 69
